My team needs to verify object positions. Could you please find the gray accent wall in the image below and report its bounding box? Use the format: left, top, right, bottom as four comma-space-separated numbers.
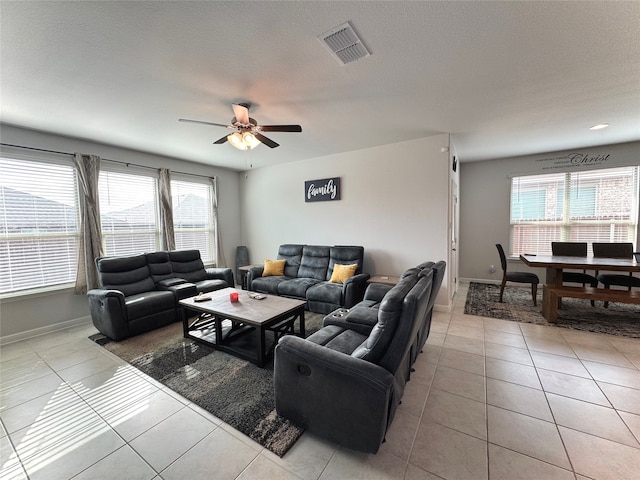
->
240, 134, 454, 310
459, 141, 640, 283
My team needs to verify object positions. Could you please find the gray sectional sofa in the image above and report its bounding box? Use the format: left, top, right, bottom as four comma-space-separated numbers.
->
246, 244, 370, 314
88, 249, 234, 340
273, 260, 446, 453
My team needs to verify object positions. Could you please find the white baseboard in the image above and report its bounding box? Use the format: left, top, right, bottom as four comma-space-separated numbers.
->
460, 277, 501, 285
0, 315, 92, 346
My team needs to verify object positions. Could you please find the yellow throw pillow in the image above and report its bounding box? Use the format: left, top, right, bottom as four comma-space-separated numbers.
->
263, 259, 286, 277
329, 263, 358, 284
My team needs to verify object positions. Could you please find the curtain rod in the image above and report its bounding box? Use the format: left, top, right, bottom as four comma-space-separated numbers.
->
0, 142, 215, 180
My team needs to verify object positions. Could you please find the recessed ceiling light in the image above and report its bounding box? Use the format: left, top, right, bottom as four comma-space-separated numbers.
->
589, 123, 609, 130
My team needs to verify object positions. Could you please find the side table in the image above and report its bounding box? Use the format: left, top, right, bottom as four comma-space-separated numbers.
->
367, 275, 400, 286
238, 264, 261, 289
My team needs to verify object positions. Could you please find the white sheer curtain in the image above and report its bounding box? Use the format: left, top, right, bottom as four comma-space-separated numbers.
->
209, 176, 226, 267
73, 153, 103, 293
158, 168, 175, 250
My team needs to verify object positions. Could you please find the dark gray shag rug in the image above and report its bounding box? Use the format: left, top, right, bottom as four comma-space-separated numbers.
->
465, 282, 640, 338
90, 312, 324, 457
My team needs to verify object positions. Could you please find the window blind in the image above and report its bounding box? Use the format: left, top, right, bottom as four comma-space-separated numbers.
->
0, 157, 79, 293
510, 166, 639, 256
99, 168, 160, 256
171, 178, 214, 263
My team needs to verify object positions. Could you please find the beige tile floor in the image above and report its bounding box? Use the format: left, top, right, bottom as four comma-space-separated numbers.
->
2, 281, 640, 479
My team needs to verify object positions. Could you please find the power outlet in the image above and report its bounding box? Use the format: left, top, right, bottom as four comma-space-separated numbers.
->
489, 265, 496, 274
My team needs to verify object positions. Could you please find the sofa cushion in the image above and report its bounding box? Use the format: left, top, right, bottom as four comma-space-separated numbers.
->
277, 244, 305, 278
263, 258, 286, 277
146, 251, 173, 284
298, 245, 331, 280
252, 276, 289, 294
277, 278, 321, 298
326, 246, 364, 280
125, 290, 175, 320
96, 254, 155, 297
351, 274, 418, 363
329, 263, 358, 283
306, 281, 343, 305
168, 250, 208, 282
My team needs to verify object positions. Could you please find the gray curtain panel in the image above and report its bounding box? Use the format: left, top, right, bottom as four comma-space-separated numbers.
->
210, 176, 226, 267
158, 168, 176, 251
74, 153, 103, 293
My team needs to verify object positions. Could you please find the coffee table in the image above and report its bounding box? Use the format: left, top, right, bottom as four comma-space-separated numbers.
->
179, 288, 306, 367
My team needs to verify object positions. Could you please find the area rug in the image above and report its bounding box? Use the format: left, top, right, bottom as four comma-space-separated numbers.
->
464, 282, 640, 338
89, 312, 324, 457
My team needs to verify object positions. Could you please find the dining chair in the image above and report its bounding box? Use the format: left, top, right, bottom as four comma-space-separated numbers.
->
551, 241, 598, 306
592, 242, 640, 307
496, 244, 539, 306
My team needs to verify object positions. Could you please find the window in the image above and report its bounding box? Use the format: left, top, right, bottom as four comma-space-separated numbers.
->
0, 156, 80, 294
510, 166, 640, 256
171, 178, 214, 264
99, 167, 160, 256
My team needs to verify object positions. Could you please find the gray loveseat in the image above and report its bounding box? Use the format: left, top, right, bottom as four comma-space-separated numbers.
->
246, 244, 370, 314
273, 261, 445, 453
88, 249, 234, 340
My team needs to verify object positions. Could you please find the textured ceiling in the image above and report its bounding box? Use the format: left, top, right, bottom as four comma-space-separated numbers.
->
1, 1, 639, 171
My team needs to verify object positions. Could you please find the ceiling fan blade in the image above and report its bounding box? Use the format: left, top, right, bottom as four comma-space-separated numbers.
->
258, 125, 302, 132
232, 104, 250, 125
179, 118, 231, 128
213, 135, 228, 144
254, 132, 279, 148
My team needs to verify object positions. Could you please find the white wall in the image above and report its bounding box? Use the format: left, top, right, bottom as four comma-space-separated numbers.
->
240, 134, 453, 308
459, 141, 640, 283
0, 125, 242, 342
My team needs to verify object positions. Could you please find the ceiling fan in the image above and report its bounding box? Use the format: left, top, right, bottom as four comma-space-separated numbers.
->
178, 103, 302, 150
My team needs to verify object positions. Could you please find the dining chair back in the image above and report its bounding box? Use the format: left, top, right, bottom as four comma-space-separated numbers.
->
496, 244, 539, 306
593, 242, 634, 259
592, 242, 640, 307
552, 241, 598, 306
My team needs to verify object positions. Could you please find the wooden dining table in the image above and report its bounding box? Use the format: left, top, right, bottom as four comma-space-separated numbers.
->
519, 254, 640, 309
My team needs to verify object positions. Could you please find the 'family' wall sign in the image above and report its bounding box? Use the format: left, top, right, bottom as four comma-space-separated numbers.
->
305, 177, 340, 202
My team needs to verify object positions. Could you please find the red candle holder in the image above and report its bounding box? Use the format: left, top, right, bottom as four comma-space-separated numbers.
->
229, 291, 239, 303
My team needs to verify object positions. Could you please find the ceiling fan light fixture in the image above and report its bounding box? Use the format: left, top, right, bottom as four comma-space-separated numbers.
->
228, 132, 248, 150
243, 132, 260, 149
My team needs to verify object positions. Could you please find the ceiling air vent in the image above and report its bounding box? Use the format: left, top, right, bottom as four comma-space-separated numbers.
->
319, 21, 370, 65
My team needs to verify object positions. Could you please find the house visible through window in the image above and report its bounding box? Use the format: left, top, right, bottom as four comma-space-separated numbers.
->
0, 156, 80, 294
171, 178, 215, 264
99, 167, 160, 256
510, 166, 640, 256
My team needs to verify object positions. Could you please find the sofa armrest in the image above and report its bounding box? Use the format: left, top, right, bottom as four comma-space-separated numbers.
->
341, 273, 370, 308
156, 278, 187, 287
205, 267, 234, 287
363, 282, 393, 303
246, 266, 265, 290
274, 335, 393, 453
87, 289, 128, 341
